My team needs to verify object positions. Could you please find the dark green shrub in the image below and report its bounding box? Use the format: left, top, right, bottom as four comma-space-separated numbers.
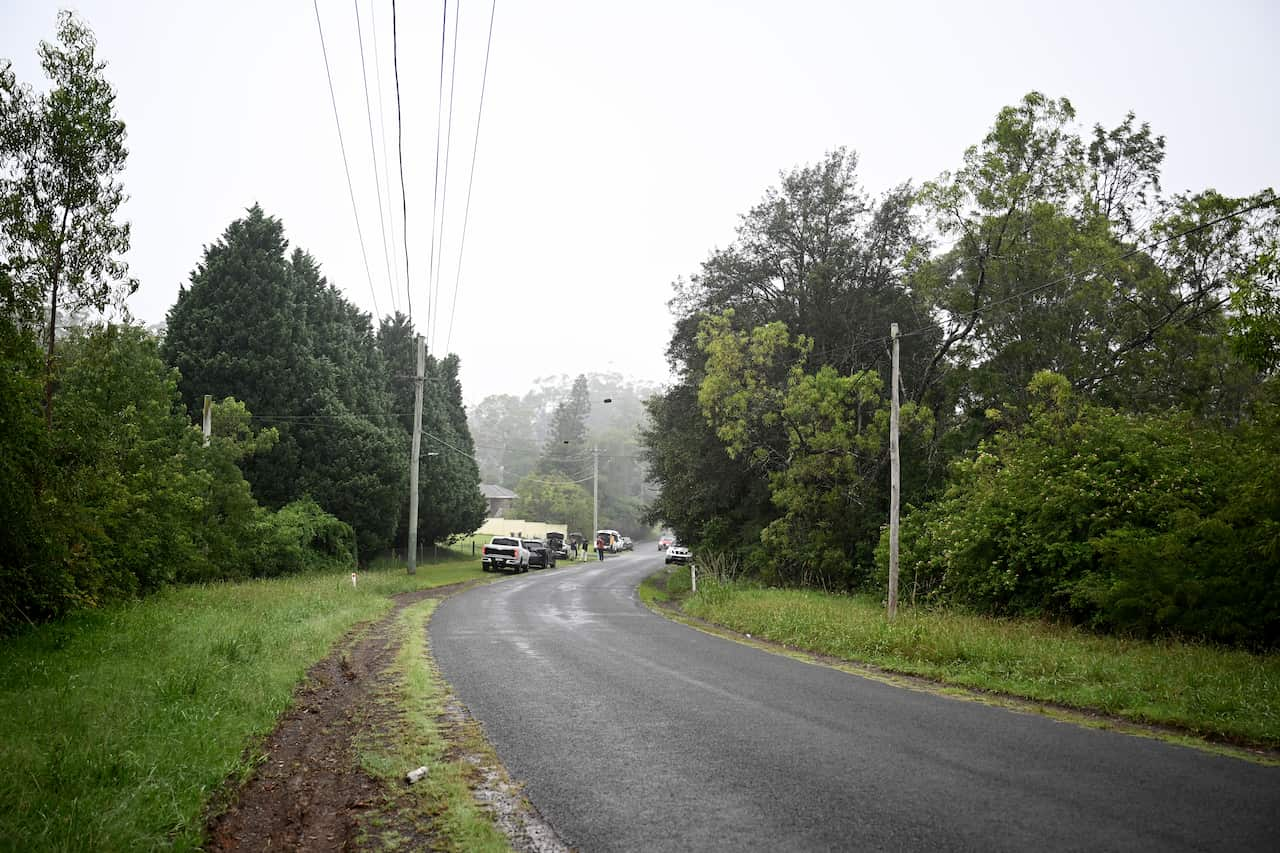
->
883, 372, 1280, 646
246, 498, 355, 577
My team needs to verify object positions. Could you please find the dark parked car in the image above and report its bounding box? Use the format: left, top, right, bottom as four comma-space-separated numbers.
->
525, 538, 557, 570
546, 531, 570, 559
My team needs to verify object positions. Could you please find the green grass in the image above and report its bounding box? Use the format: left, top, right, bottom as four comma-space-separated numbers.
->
668, 576, 1280, 749
354, 600, 511, 852
0, 554, 490, 851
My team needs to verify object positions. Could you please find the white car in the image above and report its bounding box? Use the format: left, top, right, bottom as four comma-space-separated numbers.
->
664, 545, 691, 565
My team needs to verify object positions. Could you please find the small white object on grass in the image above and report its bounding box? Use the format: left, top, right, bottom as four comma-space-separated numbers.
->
351, 572, 358, 589
406, 765, 429, 784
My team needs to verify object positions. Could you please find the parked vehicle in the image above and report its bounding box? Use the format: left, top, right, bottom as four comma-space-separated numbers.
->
546, 531, 570, 559
620, 536, 633, 551
596, 529, 622, 553
482, 537, 530, 573
658, 534, 674, 550
664, 545, 692, 565
525, 538, 557, 570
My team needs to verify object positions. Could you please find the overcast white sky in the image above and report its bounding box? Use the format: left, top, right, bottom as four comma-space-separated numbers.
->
3, 0, 1277, 405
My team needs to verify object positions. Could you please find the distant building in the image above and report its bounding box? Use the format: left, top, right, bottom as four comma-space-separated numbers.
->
479, 483, 517, 518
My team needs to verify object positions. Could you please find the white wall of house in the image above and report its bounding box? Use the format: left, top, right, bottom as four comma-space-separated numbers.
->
476, 517, 568, 539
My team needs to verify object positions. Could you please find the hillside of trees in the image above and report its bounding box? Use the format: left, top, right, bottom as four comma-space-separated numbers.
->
469, 373, 659, 536
0, 15, 484, 633
642, 93, 1279, 647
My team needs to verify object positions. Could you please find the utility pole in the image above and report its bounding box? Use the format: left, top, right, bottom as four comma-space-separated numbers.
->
888, 323, 901, 619
202, 395, 212, 447
407, 334, 425, 575
592, 445, 599, 541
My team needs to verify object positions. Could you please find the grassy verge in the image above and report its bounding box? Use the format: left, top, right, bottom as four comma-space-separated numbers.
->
0, 556, 490, 851
649, 570, 1280, 750
354, 600, 510, 851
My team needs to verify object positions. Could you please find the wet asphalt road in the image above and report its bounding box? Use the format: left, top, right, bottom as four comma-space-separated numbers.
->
429, 545, 1280, 852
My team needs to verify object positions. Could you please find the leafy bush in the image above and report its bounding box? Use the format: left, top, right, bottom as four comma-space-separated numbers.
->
883, 372, 1280, 647
246, 498, 356, 577
0, 323, 356, 633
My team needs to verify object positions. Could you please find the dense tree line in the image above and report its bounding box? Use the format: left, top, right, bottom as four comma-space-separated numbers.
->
163, 206, 484, 556
642, 93, 1279, 646
0, 15, 484, 632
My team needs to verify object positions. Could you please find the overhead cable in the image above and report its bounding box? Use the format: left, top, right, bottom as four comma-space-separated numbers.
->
445, 0, 497, 355
312, 0, 380, 318
431, 0, 463, 351
392, 0, 413, 320
370, 0, 404, 312
353, 0, 399, 314
425, 0, 450, 355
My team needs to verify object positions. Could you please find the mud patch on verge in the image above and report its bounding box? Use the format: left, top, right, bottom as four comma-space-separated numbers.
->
203, 581, 485, 851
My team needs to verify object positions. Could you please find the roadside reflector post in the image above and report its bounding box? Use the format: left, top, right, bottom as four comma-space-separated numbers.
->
691, 561, 697, 594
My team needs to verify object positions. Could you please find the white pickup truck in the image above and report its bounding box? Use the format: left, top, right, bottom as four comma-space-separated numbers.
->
481, 536, 530, 573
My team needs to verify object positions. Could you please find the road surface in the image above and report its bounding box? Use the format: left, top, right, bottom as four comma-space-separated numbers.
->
430, 546, 1280, 851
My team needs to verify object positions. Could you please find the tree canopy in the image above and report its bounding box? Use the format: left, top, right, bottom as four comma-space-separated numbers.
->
641, 91, 1279, 644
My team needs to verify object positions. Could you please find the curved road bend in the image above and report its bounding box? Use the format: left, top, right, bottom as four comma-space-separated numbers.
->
431, 546, 1279, 852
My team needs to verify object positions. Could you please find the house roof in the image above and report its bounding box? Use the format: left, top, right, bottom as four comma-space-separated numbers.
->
479, 483, 517, 499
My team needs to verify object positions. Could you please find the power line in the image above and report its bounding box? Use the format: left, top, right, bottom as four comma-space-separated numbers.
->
425, 0, 449, 355
312, 0, 380, 319
370, 0, 403, 313
445, 0, 497, 355
431, 0, 463, 351
391, 0, 412, 320
353, 0, 398, 314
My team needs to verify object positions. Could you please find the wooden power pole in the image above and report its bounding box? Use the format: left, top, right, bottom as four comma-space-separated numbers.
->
888, 323, 901, 619
407, 334, 425, 575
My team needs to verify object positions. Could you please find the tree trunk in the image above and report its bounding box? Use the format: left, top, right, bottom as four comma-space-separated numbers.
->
43, 276, 59, 431
43, 208, 70, 431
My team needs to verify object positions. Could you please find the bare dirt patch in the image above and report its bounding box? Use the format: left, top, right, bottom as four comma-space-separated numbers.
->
203, 580, 565, 851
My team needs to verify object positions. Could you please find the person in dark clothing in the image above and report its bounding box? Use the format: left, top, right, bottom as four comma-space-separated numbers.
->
595, 537, 605, 561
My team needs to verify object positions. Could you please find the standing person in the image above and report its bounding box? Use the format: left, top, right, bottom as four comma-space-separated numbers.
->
570, 539, 578, 560
595, 536, 605, 561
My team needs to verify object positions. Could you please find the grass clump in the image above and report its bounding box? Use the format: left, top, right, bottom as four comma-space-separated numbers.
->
0, 554, 489, 851
680, 581, 1280, 749
354, 599, 510, 852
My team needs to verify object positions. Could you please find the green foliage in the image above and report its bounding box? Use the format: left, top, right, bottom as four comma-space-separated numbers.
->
0, 321, 356, 632
0, 556, 489, 850
644, 147, 939, 575
512, 471, 592, 533
164, 207, 406, 555
539, 373, 591, 476
644, 92, 1277, 650
245, 498, 356, 578
469, 372, 658, 534
887, 373, 1280, 646
0, 319, 54, 625
0, 11, 135, 329
697, 312, 932, 586
680, 584, 1280, 748
378, 314, 487, 548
